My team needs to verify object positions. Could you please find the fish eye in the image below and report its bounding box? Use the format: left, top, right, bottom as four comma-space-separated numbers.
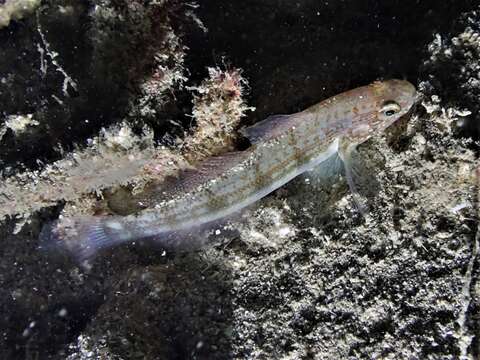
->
380, 101, 401, 117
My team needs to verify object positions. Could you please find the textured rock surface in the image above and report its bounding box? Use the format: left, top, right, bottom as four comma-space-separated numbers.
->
0, 1, 479, 359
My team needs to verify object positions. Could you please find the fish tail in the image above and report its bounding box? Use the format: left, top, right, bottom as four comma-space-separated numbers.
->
39, 217, 129, 262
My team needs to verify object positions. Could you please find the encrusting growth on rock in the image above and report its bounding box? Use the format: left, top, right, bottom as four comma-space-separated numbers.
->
0, 67, 253, 235
0, 0, 40, 28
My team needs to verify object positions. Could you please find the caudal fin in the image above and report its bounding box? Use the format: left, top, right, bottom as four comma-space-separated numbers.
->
39, 217, 128, 263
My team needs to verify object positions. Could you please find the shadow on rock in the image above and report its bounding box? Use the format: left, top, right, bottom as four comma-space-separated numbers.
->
0, 216, 111, 359
74, 253, 235, 360
0, 214, 235, 359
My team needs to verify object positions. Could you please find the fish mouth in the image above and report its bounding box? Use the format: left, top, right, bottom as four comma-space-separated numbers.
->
413, 91, 424, 106
397, 80, 418, 114
405, 85, 422, 115
402, 103, 417, 120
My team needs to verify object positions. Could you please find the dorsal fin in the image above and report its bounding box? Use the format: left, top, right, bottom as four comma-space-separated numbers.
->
164, 151, 249, 195
123, 151, 250, 210
240, 113, 303, 144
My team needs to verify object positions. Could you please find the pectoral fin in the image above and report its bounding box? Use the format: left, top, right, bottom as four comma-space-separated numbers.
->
338, 141, 369, 214
304, 151, 343, 184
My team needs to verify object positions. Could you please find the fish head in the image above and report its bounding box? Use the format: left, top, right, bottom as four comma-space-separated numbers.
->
343, 79, 416, 142
371, 79, 417, 130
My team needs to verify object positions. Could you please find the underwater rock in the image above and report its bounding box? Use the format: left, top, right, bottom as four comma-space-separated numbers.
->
0, 0, 40, 28
0, 1, 479, 359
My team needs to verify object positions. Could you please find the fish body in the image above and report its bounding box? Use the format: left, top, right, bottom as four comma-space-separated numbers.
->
43, 80, 417, 261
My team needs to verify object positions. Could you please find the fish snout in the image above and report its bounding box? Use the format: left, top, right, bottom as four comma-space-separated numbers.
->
384, 79, 417, 113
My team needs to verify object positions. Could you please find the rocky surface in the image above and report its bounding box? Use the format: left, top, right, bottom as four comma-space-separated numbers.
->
0, 1, 479, 359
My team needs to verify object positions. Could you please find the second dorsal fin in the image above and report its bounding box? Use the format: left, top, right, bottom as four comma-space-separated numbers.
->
124, 151, 251, 210
158, 151, 250, 197
240, 113, 303, 144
